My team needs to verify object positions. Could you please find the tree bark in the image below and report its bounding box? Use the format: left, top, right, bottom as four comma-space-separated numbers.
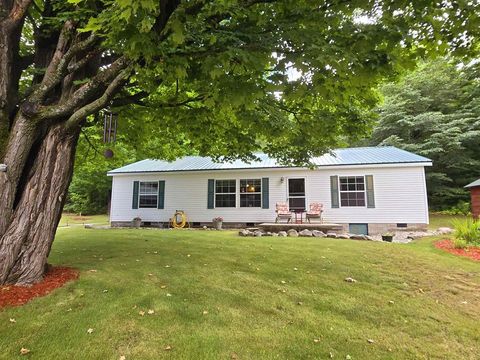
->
0, 123, 79, 285
0, 113, 38, 236
0, 0, 181, 286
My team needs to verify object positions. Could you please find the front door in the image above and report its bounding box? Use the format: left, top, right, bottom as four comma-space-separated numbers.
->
288, 178, 306, 211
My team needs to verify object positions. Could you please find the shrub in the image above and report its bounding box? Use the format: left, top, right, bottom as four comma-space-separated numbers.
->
452, 218, 480, 248
452, 237, 468, 249
437, 201, 472, 216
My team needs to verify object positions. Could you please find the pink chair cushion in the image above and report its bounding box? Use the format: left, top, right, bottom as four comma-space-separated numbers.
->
276, 202, 290, 215
307, 203, 323, 215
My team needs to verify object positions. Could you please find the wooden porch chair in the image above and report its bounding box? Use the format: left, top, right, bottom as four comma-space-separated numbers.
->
306, 202, 323, 223
275, 202, 292, 223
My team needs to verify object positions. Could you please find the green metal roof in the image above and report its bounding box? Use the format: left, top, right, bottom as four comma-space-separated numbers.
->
465, 179, 480, 188
108, 146, 432, 175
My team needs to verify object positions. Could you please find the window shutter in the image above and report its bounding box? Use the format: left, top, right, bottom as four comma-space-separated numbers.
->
207, 179, 215, 209
158, 180, 165, 209
132, 181, 139, 209
330, 176, 339, 208
262, 177, 269, 209
366, 175, 375, 208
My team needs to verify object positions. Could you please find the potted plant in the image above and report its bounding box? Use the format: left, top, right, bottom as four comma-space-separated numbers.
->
382, 232, 394, 242
132, 216, 142, 228
212, 216, 223, 230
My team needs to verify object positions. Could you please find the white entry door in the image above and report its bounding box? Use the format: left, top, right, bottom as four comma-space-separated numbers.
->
288, 178, 306, 210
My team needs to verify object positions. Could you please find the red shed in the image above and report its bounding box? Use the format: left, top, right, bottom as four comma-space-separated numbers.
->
466, 178, 480, 219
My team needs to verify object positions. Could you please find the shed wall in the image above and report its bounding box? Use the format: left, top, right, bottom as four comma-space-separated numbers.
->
471, 187, 480, 219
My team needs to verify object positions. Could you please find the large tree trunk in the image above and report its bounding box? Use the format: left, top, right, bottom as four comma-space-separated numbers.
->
0, 123, 79, 285
0, 0, 174, 286
0, 113, 38, 236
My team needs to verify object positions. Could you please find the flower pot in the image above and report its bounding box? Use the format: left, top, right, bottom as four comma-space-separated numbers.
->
132, 219, 142, 228
213, 220, 223, 230
382, 235, 393, 242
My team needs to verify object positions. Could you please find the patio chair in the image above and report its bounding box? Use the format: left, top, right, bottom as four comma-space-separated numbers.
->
275, 202, 292, 223
306, 202, 323, 223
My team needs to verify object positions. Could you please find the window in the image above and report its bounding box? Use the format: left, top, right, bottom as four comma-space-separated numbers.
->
215, 180, 236, 207
139, 181, 158, 208
349, 223, 368, 235
339, 176, 365, 207
240, 179, 262, 207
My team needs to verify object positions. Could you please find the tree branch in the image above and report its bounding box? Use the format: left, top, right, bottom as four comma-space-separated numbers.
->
67, 50, 99, 74
65, 69, 130, 130
110, 90, 149, 107
33, 29, 99, 102
80, 128, 101, 158
8, 0, 33, 22
38, 56, 129, 120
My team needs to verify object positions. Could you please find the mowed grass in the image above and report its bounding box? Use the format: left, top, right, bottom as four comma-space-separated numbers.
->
429, 213, 468, 230
58, 213, 109, 227
1, 227, 480, 360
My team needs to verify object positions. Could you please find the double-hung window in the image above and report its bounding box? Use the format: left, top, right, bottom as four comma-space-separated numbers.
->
240, 179, 261, 207
339, 176, 365, 207
139, 181, 158, 208
215, 180, 236, 207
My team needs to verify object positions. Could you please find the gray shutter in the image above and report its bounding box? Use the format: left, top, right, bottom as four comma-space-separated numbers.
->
158, 180, 165, 209
262, 177, 269, 209
207, 179, 215, 209
132, 181, 139, 209
330, 176, 339, 208
365, 175, 375, 208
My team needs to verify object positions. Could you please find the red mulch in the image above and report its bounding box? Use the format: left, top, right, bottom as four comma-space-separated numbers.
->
0, 266, 79, 308
435, 239, 480, 261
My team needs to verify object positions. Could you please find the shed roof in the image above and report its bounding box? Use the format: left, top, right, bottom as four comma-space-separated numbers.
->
465, 178, 480, 188
108, 146, 432, 175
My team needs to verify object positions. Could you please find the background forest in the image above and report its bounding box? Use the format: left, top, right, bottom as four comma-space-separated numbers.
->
66, 58, 480, 215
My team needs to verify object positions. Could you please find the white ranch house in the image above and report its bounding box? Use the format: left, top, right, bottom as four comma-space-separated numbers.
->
108, 146, 432, 234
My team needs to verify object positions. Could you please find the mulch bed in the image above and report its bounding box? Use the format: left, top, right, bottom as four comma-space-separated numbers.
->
435, 239, 480, 261
0, 266, 79, 308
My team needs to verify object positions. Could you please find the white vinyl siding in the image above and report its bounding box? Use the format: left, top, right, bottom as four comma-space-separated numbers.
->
109, 165, 429, 224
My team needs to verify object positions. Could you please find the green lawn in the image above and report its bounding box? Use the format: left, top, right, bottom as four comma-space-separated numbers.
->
58, 213, 109, 227
429, 213, 467, 230
1, 224, 479, 359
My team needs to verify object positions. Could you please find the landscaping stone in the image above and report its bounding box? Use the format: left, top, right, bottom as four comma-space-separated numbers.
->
239, 229, 248, 236
350, 234, 367, 240
337, 233, 350, 239
312, 230, 326, 237
287, 229, 299, 237
437, 227, 453, 235
278, 231, 287, 237
299, 229, 313, 237
326, 232, 337, 238
272, 233, 279, 237
254, 230, 263, 237
265, 232, 273, 236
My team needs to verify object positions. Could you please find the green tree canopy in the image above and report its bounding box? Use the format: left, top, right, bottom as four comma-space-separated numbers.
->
370, 58, 480, 209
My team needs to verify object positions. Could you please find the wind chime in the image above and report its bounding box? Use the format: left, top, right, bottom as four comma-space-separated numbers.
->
102, 110, 118, 158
